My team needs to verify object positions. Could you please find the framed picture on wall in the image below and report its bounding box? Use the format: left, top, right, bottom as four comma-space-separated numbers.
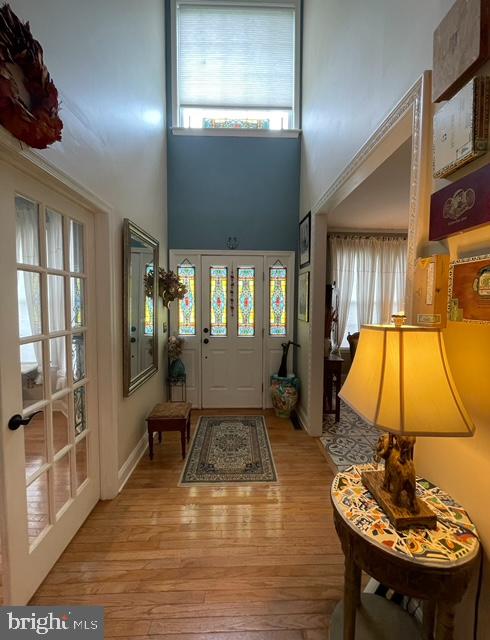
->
448, 254, 490, 323
298, 271, 310, 322
299, 212, 311, 268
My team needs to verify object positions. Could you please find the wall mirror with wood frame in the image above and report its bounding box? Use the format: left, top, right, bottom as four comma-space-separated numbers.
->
123, 219, 159, 396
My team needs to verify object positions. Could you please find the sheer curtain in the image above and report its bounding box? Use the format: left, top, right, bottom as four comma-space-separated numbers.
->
46, 212, 66, 390
329, 235, 407, 345
356, 237, 377, 326
16, 203, 42, 370
17, 206, 67, 389
379, 237, 407, 323
329, 236, 357, 348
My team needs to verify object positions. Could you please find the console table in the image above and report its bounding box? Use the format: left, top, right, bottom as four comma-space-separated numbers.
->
330, 466, 480, 640
324, 353, 344, 422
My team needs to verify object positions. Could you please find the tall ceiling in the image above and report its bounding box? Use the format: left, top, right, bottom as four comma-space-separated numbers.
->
327, 138, 412, 232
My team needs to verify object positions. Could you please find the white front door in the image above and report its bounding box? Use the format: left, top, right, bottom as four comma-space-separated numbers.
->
0, 162, 100, 604
201, 255, 264, 408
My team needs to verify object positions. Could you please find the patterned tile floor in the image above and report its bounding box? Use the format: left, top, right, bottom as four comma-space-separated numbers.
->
321, 401, 381, 471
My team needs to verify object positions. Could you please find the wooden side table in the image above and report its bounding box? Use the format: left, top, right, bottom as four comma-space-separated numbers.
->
146, 402, 192, 460
330, 466, 480, 640
324, 354, 344, 422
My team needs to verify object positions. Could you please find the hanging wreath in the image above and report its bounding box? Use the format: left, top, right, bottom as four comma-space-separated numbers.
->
145, 267, 188, 307
0, 3, 62, 149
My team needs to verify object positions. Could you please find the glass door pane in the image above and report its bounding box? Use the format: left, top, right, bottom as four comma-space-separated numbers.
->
14, 197, 90, 554
210, 266, 228, 336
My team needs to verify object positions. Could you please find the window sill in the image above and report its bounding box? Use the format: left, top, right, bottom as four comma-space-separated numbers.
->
171, 127, 302, 139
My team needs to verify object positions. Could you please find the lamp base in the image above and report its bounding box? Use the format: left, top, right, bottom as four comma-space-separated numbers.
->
362, 470, 437, 530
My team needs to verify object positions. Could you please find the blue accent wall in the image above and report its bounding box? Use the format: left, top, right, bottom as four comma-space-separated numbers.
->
165, 0, 301, 253
168, 134, 300, 251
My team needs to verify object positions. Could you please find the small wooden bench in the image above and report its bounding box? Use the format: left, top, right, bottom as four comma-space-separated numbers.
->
146, 402, 192, 460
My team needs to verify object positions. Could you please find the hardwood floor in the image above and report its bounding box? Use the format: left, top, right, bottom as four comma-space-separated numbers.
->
30, 409, 343, 639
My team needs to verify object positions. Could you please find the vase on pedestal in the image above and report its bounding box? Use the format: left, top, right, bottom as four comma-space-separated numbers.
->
270, 375, 300, 418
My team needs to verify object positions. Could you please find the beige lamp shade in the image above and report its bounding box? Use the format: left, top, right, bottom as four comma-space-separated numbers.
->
339, 325, 475, 437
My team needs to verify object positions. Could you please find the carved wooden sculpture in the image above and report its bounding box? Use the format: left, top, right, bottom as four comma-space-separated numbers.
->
368, 433, 436, 529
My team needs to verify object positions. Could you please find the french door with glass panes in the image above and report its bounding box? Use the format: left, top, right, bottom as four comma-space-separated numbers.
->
201, 255, 264, 407
0, 161, 100, 604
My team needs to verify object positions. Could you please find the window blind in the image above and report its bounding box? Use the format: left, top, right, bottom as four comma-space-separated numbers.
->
177, 3, 295, 109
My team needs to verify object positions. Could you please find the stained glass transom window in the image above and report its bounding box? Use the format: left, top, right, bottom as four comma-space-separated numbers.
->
178, 265, 196, 335
237, 267, 255, 336
210, 266, 227, 336
270, 266, 287, 336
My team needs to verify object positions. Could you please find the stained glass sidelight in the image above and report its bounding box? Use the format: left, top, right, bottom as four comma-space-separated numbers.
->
237, 267, 255, 336
144, 263, 154, 336
210, 266, 227, 336
270, 266, 287, 336
178, 265, 196, 335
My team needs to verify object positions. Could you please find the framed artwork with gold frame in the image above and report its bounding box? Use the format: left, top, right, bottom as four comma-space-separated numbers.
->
448, 254, 490, 323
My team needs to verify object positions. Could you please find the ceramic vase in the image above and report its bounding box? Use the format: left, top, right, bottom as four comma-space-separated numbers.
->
270, 375, 300, 418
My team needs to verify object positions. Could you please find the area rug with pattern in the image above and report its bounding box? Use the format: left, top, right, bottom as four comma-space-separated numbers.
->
180, 415, 278, 485
321, 401, 381, 471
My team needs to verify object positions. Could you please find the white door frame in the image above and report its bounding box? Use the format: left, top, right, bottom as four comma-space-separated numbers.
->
301, 72, 433, 436
0, 129, 119, 602
169, 250, 296, 409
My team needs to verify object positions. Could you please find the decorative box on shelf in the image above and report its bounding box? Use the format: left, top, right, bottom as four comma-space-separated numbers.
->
413, 254, 450, 328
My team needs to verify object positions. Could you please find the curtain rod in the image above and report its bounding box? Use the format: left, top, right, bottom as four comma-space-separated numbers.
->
328, 231, 408, 239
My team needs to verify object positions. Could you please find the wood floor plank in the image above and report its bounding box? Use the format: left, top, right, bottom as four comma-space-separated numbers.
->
30, 410, 343, 637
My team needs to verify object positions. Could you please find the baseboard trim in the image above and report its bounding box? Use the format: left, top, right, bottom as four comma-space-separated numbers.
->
296, 405, 308, 432
118, 433, 148, 493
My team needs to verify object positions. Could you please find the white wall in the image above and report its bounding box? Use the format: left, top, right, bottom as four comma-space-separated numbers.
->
300, 2, 490, 637
300, 0, 453, 215
9, 0, 168, 474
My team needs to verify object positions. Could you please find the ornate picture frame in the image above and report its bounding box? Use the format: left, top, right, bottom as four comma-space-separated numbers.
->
448, 254, 490, 323
299, 212, 311, 269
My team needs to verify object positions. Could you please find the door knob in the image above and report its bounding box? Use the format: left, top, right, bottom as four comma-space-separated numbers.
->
203, 338, 209, 344
203, 328, 209, 333
8, 411, 42, 431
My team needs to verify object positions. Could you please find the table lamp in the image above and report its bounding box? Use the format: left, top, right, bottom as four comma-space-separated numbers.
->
339, 324, 475, 530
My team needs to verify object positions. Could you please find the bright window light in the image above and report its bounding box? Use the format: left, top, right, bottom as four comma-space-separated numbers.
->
174, 1, 298, 130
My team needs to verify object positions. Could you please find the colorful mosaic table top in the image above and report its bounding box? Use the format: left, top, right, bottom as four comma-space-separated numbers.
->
331, 465, 479, 568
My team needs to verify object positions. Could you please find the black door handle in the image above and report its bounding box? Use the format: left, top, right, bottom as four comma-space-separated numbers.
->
203, 328, 209, 333
8, 411, 42, 431
203, 338, 209, 344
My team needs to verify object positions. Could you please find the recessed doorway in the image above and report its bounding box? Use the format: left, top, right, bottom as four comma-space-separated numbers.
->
169, 251, 295, 409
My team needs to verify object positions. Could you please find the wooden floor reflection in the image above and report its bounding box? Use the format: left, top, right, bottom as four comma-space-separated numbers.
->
24, 411, 88, 545
29, 410, 342, 639
0, 411, 88, 604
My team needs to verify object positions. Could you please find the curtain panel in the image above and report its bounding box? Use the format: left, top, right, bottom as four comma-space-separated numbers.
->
329, 235, 407, 345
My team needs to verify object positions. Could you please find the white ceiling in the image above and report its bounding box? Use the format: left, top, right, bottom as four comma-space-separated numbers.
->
327, 138, 412, 232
